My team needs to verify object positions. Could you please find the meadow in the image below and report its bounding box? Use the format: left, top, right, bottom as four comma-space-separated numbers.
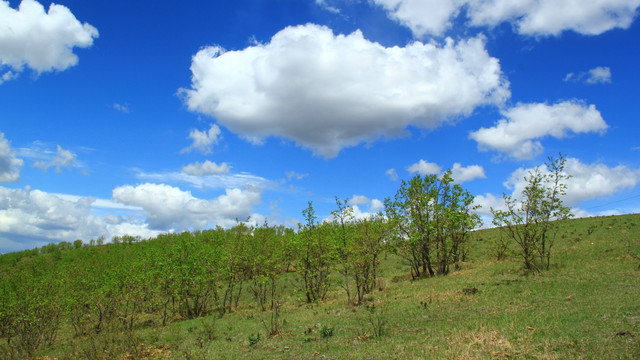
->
1, 213, 638, 359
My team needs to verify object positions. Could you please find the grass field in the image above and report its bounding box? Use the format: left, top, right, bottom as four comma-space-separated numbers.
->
33, 214, 640, 359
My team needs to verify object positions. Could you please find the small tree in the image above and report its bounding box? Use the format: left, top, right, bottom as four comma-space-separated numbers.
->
331, 197, 354, 304
385, 172, 480, 278
298, 202, 332, 303
491, 154, 572, 272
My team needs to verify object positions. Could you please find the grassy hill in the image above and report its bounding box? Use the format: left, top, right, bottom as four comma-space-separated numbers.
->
4, 214, 640, 359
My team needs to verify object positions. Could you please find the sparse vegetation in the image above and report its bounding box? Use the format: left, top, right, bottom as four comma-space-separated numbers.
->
492, 154, 572, 272
0, 183, 639, 359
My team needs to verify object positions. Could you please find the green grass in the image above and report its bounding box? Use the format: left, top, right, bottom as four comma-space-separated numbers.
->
38, 214, 640, 359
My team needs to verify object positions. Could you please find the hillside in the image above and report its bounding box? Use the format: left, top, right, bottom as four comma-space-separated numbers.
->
1, 214, 639, 359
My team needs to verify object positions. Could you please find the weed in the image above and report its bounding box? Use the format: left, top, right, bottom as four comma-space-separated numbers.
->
363, 302, 387, 338
320, 324, 334, 338
248, 333, 260, 347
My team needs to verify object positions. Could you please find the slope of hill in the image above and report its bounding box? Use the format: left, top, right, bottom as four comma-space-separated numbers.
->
1, 214, 639, 359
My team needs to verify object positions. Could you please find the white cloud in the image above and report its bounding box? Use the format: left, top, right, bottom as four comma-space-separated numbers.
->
405, 160, 485, 182
371, 199, 384, 211
182, 24, 509, 158
473, 193, 506, 216
0, 132, 23, 182
586, 66, 612, 84
0, 0, 98, 78
0, 70, 18, 84
349, 195, 384, 212
181, 123, 221, 154
467, 0, 640, 36
349, 194, 370, 205
0, 186, 159, 252
504, 158, 640, 207
53, 193, 142, 211
182, 160, 230, 176
315, 0, 341, 13
407, 159, 441, 175
112, 183, 262, 231
286, 170, 308, 180
451, 163, 486, 182
470, 100, 608, 160
473, 158, 640, 222
386, 168, 399, 181
372, 0, 467, 37
113, 103, 129, 113
564, 66, 612, 84
368, 0, 640, 37
137, 169, 272, 191
33, 145, 76, 172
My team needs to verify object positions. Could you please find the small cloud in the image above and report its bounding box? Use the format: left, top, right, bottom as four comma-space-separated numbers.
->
370, 199, 384, 211
564, 66, 611, 84
563, 72, 576, 82
33, 145, 76, 173
385, 168, 398, 181
113, 103, 129, 113
181, 160, 230, 176
0, 71, 18, 84
450, 163, 486, 183
470, 100, 607, 160
181, 124, 221, 155
286, 171, 309, 180
315, 0, 341, 13
407, 159, 441, 175
586, 66, 612, 84
349, 195, 370, 205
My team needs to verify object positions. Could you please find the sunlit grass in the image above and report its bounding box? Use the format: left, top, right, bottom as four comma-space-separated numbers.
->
36, 214, 640, 359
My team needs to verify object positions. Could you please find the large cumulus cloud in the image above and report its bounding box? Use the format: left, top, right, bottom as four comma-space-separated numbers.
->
112, 183, 262, 231
0, 0, 98, 80
182, 24, 509, 158
0, 186, 157, 252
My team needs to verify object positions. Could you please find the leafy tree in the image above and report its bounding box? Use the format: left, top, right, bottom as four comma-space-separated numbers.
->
298, 202, 332, 303
351, 215, 387, 303
433, 171, 481, 274
385, 171, 480, 278
491, 154, 572, 272
331, 197, 355, 304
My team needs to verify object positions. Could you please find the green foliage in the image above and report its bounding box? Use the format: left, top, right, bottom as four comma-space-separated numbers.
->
0, 195, 638, 359
384, 171, 480, 279
320, 324, 334, 338
298, 202, 332, 303
492, 154, 572, 271
362, 302, 387, 338
248, 333, 261, 347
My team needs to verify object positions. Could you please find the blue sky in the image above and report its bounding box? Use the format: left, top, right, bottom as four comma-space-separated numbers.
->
1, 0, 639, 253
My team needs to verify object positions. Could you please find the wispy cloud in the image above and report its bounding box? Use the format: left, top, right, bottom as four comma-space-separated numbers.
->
315, 0, 341, 14
33, 145, 77, 173
564, 66, 612, 84
113, 103, 129, 113
385, 168, 398, 181
286, 170, 308, 180
136, 169, 275, 191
